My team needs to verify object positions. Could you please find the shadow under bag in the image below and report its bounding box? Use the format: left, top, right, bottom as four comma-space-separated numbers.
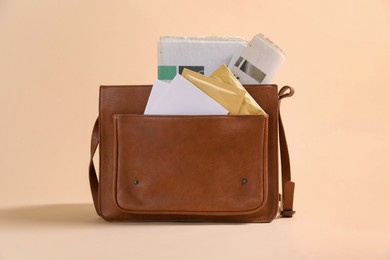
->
89, 84, 295, 222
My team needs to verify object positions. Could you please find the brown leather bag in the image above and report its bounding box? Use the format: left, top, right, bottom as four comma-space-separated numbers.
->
89, 84, 295, 222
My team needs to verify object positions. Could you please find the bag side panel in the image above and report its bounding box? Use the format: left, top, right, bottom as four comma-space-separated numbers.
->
245, 85, 279, 221
99, 86, 152, 220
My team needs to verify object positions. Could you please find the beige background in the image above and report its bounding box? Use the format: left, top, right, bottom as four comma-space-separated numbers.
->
1, 0, 389, 259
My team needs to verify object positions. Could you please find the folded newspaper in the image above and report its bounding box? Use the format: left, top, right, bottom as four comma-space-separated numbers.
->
158, 36, 247, 80
157, 34, 285, 84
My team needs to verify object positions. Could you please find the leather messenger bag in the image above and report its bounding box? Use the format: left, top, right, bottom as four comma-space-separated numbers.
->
89, 84, 295, 222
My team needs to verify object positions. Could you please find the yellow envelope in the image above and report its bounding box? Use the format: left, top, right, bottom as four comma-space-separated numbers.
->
210, 64, 266, 115
182, 69, 246, 114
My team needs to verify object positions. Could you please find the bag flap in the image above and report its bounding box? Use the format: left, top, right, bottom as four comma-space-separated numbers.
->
113, 114, 269, 215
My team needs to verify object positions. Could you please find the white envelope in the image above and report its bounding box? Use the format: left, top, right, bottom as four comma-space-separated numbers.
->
144, 80, 170, 114
144, 75, 228, 115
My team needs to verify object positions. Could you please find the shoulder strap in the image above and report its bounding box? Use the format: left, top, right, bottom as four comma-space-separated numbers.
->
89, 86, 296, 218
89, 118, 101, 216
278, 86, 296, 217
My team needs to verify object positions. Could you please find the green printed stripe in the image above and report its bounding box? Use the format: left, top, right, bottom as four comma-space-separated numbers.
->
158, 66, 177, 80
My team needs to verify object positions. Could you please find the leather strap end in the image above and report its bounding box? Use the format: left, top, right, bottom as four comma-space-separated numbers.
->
281, 181, 295, 218
281, 209, 295, 218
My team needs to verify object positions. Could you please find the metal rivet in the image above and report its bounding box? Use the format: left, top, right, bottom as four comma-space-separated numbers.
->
133, 179, 139, 185
242, 178, 248, 184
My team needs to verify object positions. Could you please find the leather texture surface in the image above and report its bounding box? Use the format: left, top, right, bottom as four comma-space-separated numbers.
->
91, 84, 294, 222
113, 115, 268, 215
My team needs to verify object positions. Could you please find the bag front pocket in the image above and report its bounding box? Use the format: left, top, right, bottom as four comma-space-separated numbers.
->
113, 115, 269, 215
